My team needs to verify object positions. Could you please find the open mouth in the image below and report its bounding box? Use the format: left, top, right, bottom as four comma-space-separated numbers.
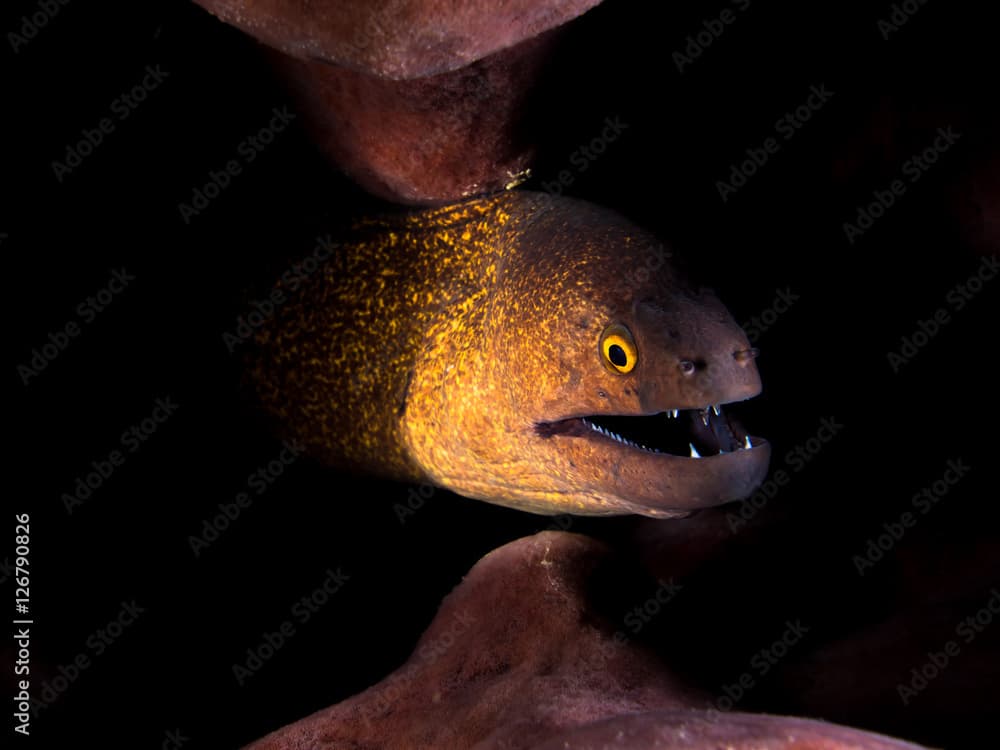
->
538, 403, 760, 458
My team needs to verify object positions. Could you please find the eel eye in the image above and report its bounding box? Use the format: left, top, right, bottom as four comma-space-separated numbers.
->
599, 324, 637, 374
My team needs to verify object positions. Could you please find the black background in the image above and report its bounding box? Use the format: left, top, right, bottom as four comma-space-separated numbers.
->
4, 0, 998, 748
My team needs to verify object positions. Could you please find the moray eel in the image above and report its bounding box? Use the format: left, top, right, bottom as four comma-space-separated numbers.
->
251, 191, 769, 517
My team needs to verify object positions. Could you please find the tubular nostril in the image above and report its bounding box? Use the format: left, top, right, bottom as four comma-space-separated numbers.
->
733, 347, 760, 365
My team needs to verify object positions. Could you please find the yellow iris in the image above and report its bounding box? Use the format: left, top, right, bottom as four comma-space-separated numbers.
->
600, 324, 637, 373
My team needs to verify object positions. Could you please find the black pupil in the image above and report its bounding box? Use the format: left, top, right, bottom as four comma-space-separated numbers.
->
608, 344, 628, 367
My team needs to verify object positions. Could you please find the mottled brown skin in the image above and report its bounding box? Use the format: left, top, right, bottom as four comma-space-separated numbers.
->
265, 29, 555, 205
252, 191, 770, 516
193, 0, 600, 203
527, 712, 932, 750
244, 532, 929, 750
191, 0, 603, 79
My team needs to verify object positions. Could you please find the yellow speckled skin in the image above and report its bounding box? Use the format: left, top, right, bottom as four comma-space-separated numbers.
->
252, 191, 770, 516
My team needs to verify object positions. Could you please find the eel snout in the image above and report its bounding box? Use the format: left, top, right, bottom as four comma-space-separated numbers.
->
524, 289, 771, 517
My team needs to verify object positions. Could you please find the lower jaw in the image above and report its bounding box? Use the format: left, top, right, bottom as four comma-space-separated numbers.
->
580, 439, 773, 518
431, 422, 770, 517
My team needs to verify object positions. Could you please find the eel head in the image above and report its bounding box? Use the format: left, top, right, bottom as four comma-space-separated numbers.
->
405, 194, 770, 517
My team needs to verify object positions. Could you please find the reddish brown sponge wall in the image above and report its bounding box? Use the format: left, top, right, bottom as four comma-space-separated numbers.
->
245, 532, 930, 750
263, 31, 559, 205
192, 0, 604, 204
191, 0, 604, 79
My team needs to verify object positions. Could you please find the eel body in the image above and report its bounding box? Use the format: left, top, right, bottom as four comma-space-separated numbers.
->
251, 191, 769, 516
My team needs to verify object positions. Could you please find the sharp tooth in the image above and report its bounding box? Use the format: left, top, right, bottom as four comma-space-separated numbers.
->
744, 435, 752, 450
689, 443, 701, 458
701, 409, 710, 426
713, 404, 722, 415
